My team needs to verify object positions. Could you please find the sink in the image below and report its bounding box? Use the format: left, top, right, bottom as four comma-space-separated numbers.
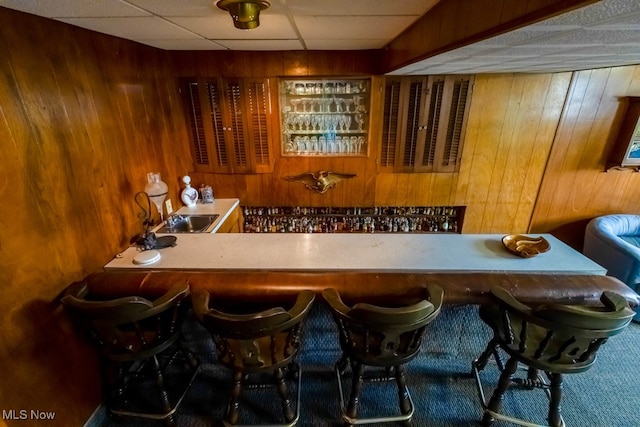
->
155, 214, 219, 234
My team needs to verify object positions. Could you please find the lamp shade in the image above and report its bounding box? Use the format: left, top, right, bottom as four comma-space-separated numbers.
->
217, 0, 270, 30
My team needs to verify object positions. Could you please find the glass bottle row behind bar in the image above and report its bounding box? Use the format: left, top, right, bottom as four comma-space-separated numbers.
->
242, 206, 464, 234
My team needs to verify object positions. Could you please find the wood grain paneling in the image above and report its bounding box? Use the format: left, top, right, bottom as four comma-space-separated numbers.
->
190, 73, 569, 235
531, 66, 640, 248
0, 8, 193, 425
375, 73, 571, 233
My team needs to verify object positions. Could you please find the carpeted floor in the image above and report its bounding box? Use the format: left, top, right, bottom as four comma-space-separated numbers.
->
102, 302, 640, 427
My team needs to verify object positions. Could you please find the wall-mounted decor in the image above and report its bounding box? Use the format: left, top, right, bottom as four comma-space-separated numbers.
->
608, 97, 640, 170
284, 171, 356, 194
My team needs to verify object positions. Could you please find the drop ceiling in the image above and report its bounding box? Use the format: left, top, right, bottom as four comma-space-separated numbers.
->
0, 0, 639, 74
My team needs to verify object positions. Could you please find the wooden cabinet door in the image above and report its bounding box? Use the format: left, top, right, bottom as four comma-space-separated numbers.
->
380, 75, 472, 173
182, 77, 273, 174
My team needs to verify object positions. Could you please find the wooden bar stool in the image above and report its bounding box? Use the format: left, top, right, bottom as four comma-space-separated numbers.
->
61, 282, 200, 426
322, 285, 443, 426
193, 290, 315, 427
472, 286, 635, 427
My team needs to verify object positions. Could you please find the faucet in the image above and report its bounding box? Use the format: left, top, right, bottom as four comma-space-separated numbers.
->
164, 213, 184, 228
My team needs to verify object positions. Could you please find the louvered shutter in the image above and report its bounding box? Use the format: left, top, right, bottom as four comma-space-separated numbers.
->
417, 77, 445, 171
398, 78, 425, 171
380, 78, 401, 169
184, 81, 209, 169
380, 75, 472, 174
205, 80, 231, 171
222, 79, 250, 172
439, 77, 471, 172
245, 78, 272, 172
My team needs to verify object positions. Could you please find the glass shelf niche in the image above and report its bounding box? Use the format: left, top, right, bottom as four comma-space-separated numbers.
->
280, 78, 371, 157
242, 206, 464, 234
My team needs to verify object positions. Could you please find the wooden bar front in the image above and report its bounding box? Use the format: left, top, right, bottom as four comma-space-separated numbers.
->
79, 270, 640, 307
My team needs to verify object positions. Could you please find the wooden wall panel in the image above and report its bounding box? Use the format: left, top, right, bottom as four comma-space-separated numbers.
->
372, 73, 570, 233
0, 8, 193, 425
531, 65, 640, 248
189, 72, 569, 234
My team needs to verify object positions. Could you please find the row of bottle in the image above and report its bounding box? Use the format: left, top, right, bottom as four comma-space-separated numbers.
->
243, 206, 459, 217
243, 215, 459, 234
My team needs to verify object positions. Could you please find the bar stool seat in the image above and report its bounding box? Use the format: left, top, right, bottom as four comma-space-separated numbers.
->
193, 290, 315, 427
322, 285, 443, 426
61, 281, 200, 426
472, 286, 635, 427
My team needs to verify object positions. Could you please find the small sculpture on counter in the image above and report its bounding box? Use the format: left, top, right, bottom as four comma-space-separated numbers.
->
284, 170, 356, 194
181, 175, 198, 207
200, 184, 214, 204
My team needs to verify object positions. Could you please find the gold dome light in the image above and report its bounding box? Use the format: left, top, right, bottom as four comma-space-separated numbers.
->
216, 0, 271, 30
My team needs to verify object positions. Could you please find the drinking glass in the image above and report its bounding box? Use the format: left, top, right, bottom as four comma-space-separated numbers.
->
290, 99, 301, 113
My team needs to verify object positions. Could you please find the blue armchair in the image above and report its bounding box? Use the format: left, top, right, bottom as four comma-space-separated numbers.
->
584, 214, 640, 321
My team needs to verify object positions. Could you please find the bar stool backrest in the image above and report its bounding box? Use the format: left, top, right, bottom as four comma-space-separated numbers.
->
487, 287, 635, 373
61, 282, 191, 362
322, 285, 443, 366
193, 290, 315, 372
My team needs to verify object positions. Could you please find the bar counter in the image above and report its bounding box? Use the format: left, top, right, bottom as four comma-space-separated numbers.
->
98, 228, 640, 307
105, 232, 606, 274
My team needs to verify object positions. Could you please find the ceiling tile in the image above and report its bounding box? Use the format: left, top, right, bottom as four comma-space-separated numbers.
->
141, 39, 227, 50
0, 0, 150, 17
213, 39, 304, 50
295, 16, 416, 40
304, 39, 389, 50
169, 14, 298, 39
286, 0, 438, 16
123, 0, 217, 17
58, 16, 200, 40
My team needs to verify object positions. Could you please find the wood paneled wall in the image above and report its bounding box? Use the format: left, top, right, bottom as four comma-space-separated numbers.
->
531, 66, 640, 247
0, 8, 193, 425
186, 72, 571, 235
2, 5, 640, 426
376, 73, 572, 233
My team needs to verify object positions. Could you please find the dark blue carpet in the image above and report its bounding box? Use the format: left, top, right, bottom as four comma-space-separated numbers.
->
103, 303, 640, 427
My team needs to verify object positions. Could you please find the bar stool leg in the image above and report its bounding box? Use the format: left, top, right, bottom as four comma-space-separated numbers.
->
226, 370, 244, 425
346, 361, 365, 420
395, 365, 411, 415
548, 373, 564, 427
275, 366, 295, 422
483, 357, 518, 426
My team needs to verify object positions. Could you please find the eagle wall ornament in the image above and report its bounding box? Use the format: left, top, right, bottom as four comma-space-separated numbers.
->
284, 171, 356, 194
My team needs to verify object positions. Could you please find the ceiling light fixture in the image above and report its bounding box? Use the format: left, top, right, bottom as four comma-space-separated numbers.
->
216, 0, 271, 30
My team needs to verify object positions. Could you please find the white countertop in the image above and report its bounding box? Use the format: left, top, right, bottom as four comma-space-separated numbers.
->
105, 229, 606, 275
154, 198, 239, 233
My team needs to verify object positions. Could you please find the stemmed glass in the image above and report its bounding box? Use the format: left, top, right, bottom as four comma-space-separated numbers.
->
334, 96, 343, 113
290, 99, 301, 113
322, 98, 333, 113
356, 136, 365, 154
344, 115, 352, 132
355, 114, 365, 132
343, 99, 353, 113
